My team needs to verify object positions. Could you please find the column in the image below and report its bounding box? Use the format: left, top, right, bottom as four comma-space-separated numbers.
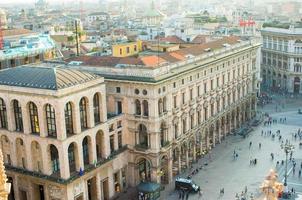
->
168, 158, 173, 183
77, 144, 84, 170
6, 103, 14, 131
56, 106, 66, 140
217, 126, 221, 143
185, 150, 189, 168
192, 145, 196, 162
41, 144, 52, 175
59, 145, 70, 179
21, 102, 30, 134
37, 106, 46, 137
90, 136, 97, 164
25, 142, 33, 171
178, 154, 181, 173
96, 174, 102, 199
88, 97, 94, 128
73, 105, 81, 134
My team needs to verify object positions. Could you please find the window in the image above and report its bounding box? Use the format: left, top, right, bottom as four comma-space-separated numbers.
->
135, 99, 141, 115
116, 87, 121, 93
134, 89, 139, 94
134, 45, 137, 51
118, 131, 122, 149
13, 100, 23, 132
138, 124, 148, 148
114, 172, 120, 192
210, 80, 213, 90
82, 137, 90, 165
197, 86, 200, 96
228, 72, 230, 82
173, 96, 177, 108
117, 101, 122, 114
182, 93, 185, 104
45, 104, 57, 137
222, 74, 225, 84
190, 76, 192, 81
65, 102, 74, 135
216, 77, 219, 87
110, 135, 115, 154
79, 98, 88, 130
142, 90, 147, 95
126, 47, 130, 54
204, 82, 207, 93
190, 89, 193, 100
233, 70, 236, 79
50, 145, 59, 174
119, 48, 122, 55
182, 79, 184, 84
93, 93, 101, 124
142, 100, 149, 116
29, 102, 40, 134
173, 82, 176, 88
0, 98, 7, 129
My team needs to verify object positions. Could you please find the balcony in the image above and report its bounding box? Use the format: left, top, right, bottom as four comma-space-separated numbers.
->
5, 145, 128, 184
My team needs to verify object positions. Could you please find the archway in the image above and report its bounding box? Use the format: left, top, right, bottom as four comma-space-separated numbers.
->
68, 142, 79, 175
172, 147, 180, 177
31, 141, 43, 172
159, 156, 169, 184
294, 77, 300, 94
96, 130, 104, 161
137, 158, 151, 182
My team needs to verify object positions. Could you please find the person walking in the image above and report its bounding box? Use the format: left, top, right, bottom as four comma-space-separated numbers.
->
259, 143, 261, 149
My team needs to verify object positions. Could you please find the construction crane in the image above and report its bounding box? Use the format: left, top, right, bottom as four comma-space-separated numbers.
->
0, 18, 3, 50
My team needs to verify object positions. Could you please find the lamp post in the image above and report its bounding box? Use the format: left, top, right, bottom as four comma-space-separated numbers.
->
280, 141, 294, 188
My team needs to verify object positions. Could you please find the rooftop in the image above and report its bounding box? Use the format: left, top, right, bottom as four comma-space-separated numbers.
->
66, 36, 242, 68
0, 34, 56, 61
261, 28, 302, 35
0, 65, 100, 90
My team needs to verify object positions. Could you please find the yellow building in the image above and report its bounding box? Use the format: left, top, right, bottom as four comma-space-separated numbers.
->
112, 40, 143, 57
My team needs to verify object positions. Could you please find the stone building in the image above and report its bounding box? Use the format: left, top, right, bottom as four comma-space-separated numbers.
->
0, 66, 128, 200
66, 36, 261, 186
261, 26, 302, 93
0, 36, 261, 200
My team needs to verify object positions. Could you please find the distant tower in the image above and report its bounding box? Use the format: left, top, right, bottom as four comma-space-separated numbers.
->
35, 0, 48, 11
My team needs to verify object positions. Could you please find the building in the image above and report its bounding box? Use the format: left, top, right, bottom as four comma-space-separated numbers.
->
0, 65, 128, 200
66, 36, 261, 187
0, 30, 57, 70
112, 40, 143, 57
142, 1, 165, 26
261, 26, 302, 93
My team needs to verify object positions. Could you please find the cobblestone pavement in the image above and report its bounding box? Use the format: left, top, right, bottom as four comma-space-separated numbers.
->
161, 96, 302, 200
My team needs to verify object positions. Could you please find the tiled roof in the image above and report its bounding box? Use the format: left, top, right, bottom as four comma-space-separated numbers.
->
0, 66, 100, 90
66, 36, 241, 68
158, 35, 186, 44
191, 35, 209, 44
3, 29, 35, 37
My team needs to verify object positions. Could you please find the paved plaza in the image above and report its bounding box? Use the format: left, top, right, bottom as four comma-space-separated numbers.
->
162, 95, 302, 200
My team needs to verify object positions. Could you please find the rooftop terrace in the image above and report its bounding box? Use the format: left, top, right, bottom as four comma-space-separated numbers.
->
0, 34, 56, 61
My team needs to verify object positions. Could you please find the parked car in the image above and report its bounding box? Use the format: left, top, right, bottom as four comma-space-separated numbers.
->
175, 177, 200, 192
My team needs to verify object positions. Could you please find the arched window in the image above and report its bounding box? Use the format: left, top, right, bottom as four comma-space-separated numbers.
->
68, 143, 77, 174
158, 99, 163, 115
182, 119, 186, 134
45, 104, 57, 137
29, 102, 40, 134
190, 114, 194, 129
160, 123, 167, 147
138, 158, 151, 182
50, 145, 60, 174
13, 100, 23, 132
138, 124, 148, 148
93, 93, 100, 124
163, 97, 167, 112
79, 98, 88, 130
65, 102, 74, 136
174, 123, 179, 139
135, 99, 141, 115
82, 137, 90, 166
0, 98, 7, 129
142, 100, 149, 116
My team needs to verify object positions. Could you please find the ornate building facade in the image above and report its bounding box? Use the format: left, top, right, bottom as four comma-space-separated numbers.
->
0, 36, 261, 200
0, 66, 128, 200
261, 26, 302, 93
67, 36, 261, 187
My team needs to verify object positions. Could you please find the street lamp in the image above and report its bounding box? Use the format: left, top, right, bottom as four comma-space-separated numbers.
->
280, 140, 294, 189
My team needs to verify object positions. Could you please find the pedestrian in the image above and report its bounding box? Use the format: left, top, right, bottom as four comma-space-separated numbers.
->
186, 191, 189, 200
299, 170, 301, 177
249, 141, 252, 149
259, 143, 261, 149
293, 168, 295, 175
